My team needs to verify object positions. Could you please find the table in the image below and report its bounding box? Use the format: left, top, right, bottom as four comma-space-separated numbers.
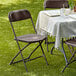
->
36, 9, 76, 63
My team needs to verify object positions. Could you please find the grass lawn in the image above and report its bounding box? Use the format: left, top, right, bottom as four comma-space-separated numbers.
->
0, 0, 76, 76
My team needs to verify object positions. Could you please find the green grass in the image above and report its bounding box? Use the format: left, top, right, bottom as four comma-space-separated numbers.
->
0, 0, 76, 76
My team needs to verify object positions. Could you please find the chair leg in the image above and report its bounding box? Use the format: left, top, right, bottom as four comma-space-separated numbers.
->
39, 41, 48, 65
50, 45, 54, 54
45, 37, 49, 52
46, 38, 49, 52
68, 45, 73, 55
62, 51, 76, 72
45, 37, 55, 53
62, 63, 69, 72
12, 41, 28, 72
20, 51, 28, 72
9, 51, 21, 65
9, 43, 30, 65
17, 41, 29, 72
72, 46, 74, 51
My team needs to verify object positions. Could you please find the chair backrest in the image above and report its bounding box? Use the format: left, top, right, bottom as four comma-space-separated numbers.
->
8, 9, 37, 38
44, 0, 69, 9
8, 9, 31, 22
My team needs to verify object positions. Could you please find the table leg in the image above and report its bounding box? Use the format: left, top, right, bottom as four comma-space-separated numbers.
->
48, 37, 68, 64
61, 38, 68, 64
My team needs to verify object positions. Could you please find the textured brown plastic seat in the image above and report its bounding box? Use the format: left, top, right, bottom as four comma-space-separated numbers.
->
15, 34, 46, 43
8, 9, 48, 72
62, 38, 76, 72
65, 38, 76, 47
44, 0, 69, 9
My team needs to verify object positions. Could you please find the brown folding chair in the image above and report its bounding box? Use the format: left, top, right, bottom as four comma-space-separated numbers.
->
43, 0, 69, 53
8, 9, 48, 72
62, 38, 76, 72
44, 0, 69, 10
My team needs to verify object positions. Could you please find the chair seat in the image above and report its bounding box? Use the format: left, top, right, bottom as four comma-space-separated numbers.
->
65, 39, 76, 47
15, 34, 46, 43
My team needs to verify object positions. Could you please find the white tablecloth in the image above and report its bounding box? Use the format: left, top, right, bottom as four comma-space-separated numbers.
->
36, 10, 76, 48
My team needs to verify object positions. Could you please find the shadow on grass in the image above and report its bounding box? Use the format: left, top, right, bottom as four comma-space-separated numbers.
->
0, 1, 43, 17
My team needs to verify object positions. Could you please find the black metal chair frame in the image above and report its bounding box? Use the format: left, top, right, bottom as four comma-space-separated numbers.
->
62, 38, 76, 72
8, 9, 48, 72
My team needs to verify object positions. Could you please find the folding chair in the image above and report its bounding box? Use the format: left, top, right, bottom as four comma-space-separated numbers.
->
43, 0, 69, 53
62, 38, 76, 72
44, 0, 69, 10
8, 9, 48, 72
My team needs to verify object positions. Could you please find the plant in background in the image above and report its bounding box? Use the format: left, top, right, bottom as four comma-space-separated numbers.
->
68, 0, 74, 10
